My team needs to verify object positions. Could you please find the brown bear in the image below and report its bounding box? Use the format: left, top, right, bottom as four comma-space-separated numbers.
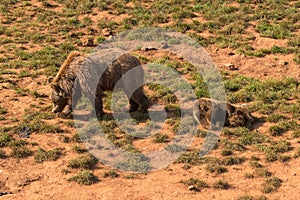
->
49, 51, 149, 118
193, 97, 254, 129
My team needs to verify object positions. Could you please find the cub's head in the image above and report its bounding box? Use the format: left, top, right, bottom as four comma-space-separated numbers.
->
48, 77, 69, 113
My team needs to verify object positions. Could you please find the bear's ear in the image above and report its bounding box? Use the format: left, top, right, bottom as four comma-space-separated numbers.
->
50, 82, 60, 91
48, 77, 54, 83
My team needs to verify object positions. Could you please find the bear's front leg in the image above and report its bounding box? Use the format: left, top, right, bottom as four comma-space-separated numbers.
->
95, 95, 104, 118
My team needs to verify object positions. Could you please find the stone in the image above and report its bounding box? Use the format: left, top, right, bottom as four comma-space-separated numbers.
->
279, 60, 288, 66
188, 185, 200, 191
141, 46, 158, 51
160, 41, 169, 49
224, 63, 238, 70
101, 28, 112, 36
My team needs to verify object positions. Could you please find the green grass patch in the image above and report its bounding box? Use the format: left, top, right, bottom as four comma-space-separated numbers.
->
73, 145, 88, 154
103, 170, 120, 178
34, 148, 63, 163
153, 133, 170, 143
262, 177, 282, 194
68, 154, 98, 169
68, 171, 99, 185
267, 114, 286, 123
11, 146, 32, 158
254, 168, 272, 178
175, 150, 202, 165
115, 154, 152, 173
256, 21, 291, 39
222, 156, 245, 166
220, 149, 233, 156
236, 195, 267, 200
213, 179, 230, 190
205, 164, 228, 174
0, 133, 13, 147
181, 177, 209, 190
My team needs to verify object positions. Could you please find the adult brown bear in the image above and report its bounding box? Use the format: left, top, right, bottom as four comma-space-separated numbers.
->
48, 51, 149, 118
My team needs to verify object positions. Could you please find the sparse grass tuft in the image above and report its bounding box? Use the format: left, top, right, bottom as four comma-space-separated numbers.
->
292, 130, 300, 138
262, 177, 282, 194
73, 145, 87, 154
72, 133, 82, 143
213, 179, 230, 190
278, 155, 291, 163
222, 156, 245, 166
124, 174, 136, 179
175, 150, 201, 165
254, 168, 272, 178
153, 133, 170, 143
205, 164, 228, 174
245, 173, 254, 179
181, 178, 209, 191
237, 195, 267, 200
239, 131, 267, 145
0, 133, 13, 147
61, 169, 71, 174
249, 161, 263, 169
220, 149, 233, 156
103, 170, 120, 178
270, 140, 293, 154
265, 151, 279, 162
68, 171, 99, 185
68, 154, 98, 169
269, 125, 285, 136
11, 146, 32, 158
236, 195, 255, 200
115, 154, 152, 173
34, 148, 63, 163
267, 114, 286, 123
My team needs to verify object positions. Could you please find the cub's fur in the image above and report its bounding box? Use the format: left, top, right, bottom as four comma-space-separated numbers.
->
193, 98, 254, 129
49, 51, 149, 117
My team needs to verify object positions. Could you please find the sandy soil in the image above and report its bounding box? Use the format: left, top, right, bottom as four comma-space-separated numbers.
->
0, 1, 300, 200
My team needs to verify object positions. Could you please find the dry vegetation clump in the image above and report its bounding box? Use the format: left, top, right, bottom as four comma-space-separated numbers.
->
67, 171, 99, 185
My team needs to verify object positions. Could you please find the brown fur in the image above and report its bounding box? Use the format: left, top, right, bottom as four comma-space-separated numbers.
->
193, 98, 254, 129
49, 51, 149, 117
52, 51, 84, 83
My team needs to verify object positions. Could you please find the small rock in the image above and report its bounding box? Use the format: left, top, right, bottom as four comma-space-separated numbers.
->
18, 127, 30, 138
59, 135, 69, 143
160, 41, 169, 49
88, 28, 97, 35
107, 35, 114, 41
70, 33, 79, 38
228, 51, 235, 56
279, 60, 289, 66
141, 46, 158, 51
0, 192, 11, 196
101, 28, 112, 36
224, 63, 238, 70
188, 185, 200, 192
